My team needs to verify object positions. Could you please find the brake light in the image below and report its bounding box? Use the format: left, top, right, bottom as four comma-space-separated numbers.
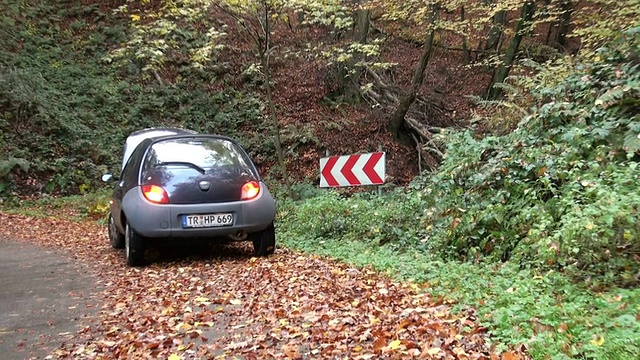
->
241, 181, 261, 200
141, 185, 170, 204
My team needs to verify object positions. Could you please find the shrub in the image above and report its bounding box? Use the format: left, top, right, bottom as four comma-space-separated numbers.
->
416, 27, 640, 281
0, 1, 266, 199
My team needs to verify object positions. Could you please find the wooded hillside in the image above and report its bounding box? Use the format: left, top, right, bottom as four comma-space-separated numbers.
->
2, 1, 640, 358
1, 0, 636, 198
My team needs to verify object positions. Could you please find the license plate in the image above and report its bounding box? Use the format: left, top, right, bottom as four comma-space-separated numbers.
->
182, 213, 234, 228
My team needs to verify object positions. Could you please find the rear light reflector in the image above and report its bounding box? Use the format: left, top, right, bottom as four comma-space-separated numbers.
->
142, 185, 170, 204
241, 181, 261, 200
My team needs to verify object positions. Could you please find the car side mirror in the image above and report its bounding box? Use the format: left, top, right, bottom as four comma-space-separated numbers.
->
102, 173, 118, 182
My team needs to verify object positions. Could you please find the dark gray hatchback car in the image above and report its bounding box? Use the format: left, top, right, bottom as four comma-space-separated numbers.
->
103, 128, 277, 266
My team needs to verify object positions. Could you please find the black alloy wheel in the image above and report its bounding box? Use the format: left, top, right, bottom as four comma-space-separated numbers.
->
252, 222, 276, 256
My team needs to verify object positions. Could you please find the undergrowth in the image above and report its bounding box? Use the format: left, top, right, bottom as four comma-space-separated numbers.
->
276, 187, 640, 359
276, 28, 640, 358
0, 189, 112, 222
0, 1, 271, 199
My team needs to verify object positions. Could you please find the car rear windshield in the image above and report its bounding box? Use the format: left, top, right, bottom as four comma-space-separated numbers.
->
143, 137, 256, 174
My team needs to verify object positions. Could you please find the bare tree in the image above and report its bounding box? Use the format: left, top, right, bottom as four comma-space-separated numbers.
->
387, 9, 437, 140
486, 1, 536, 100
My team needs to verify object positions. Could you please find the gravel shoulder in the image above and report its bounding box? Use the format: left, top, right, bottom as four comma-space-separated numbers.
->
0, 239, 99, 360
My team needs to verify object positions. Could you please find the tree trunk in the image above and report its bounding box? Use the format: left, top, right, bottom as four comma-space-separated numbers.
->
259, 0, 291, 194
554, 0, 574, 49
461, 6, 471, 64
542, 0, 553, 44
486, 1, 536, 100
485, 10, 506, 52
333, 8, 370, 105
354, 8, 370, 44
388, 12, 437, 140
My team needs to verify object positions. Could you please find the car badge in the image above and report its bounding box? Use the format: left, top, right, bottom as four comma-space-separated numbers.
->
198, 181, 211, 191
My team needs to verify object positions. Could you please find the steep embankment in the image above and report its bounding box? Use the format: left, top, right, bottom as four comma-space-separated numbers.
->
0, 1, 426, 199
0, 2, 267, 197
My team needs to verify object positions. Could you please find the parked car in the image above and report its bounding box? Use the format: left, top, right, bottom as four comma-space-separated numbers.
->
102, 128, 277, 266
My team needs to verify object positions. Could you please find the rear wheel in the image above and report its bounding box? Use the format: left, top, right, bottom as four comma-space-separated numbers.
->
108, 214, 125, 249
125, 222, 145, 267
252, 223, 275, 256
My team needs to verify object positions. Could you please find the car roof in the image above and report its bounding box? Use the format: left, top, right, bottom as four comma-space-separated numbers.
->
148, 133, 238, 144
122, 127, 198, 170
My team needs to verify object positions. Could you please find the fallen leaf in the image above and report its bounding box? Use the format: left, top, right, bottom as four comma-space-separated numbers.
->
282, 343, 301, 359
388, 339, 402, 350
396, 318, 412, 331
0, 212, 504, 360
373, 337, 387, 353
425, 347, 441, 356
195, 297, 210, 304
590, 335, 605, 346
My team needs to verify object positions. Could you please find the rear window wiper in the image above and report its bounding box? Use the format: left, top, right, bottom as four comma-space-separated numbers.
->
154, 161, 206, 174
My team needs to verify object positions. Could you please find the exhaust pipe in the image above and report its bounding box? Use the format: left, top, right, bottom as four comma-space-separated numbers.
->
229, 230, 248, 241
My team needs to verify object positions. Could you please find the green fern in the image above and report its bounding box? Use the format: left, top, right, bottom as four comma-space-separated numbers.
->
623, 129, 640, 155
0, 158, 29, 178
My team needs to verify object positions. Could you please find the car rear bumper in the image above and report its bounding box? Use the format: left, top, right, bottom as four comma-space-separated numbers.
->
122, 185, 276, 239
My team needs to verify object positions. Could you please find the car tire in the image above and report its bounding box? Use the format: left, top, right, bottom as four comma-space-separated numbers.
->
108, 214, 125, 249
125, 222, 145, 267
252, 222, 276, 256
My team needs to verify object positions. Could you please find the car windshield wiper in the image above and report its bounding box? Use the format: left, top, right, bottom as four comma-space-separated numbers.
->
155, 161, 206, 174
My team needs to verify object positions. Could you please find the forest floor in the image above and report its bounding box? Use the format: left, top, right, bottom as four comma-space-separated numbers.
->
243, 22, 495, 185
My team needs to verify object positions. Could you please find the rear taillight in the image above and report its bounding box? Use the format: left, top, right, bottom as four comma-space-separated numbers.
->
141, 185, 170, 204
241, 181, 261, 200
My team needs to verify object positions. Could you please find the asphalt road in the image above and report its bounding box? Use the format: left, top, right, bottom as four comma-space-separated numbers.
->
0, 239, 99, 360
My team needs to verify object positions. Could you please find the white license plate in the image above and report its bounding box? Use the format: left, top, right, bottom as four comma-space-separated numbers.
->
182, 213, 234, 228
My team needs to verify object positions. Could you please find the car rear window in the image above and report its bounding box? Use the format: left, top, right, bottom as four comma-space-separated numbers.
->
143, 137, 256, 174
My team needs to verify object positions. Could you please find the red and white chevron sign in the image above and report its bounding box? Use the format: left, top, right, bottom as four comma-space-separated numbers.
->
320, 152, 386, 187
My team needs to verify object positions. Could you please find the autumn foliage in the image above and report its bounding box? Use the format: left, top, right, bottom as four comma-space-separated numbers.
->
0, 213, 517, 359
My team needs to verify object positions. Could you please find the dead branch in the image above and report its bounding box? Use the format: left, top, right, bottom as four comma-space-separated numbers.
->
152, 70, 164, 86
433, 44, 491, 54
404, 116, 433, 140
415, 95, 451, 113
363, 66, 449, 144
423, 139, 446, 158
363, 89, 383, 107
363, 67, 400, 109
364, 66, 399, 104
410, 132, 423, 173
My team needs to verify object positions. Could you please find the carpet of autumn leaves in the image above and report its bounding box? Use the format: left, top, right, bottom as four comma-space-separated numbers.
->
0, 212, 525, 360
